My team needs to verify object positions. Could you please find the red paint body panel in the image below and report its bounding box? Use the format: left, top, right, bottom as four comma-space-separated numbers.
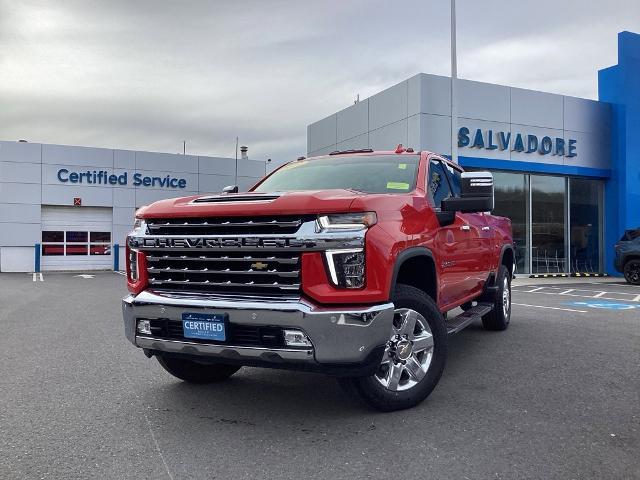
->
130, 151, 513, 311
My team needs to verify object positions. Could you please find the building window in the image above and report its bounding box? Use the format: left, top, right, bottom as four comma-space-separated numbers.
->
570, 178, 602, 273
492, 172, 529, 274
41, 231, 111, 257
42, 231, 64, 243
531, 175, 566, 274
90, 232, 111, 256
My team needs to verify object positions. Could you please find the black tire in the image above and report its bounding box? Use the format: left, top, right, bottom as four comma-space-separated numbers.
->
338, 284, 448, 412
623, 259, 640, 285
156, 355, 241, 383
482, 265, 511, 331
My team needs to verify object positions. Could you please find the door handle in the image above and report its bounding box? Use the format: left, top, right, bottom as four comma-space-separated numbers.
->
460, 225, 470, 231
482, 226, 491, 231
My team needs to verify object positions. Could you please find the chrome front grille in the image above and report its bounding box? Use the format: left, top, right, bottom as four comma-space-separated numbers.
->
146, 248, 301, 295
146, 216, 312, 236
133, 215, 365, 297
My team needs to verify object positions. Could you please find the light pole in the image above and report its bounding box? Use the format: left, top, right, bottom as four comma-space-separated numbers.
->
450, 0, 458, 164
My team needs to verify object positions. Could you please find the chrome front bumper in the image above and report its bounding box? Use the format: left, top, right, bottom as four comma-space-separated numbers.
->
123, 290, 394, 369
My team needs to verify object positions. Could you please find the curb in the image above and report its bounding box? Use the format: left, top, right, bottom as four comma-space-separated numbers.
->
528, 273, 609, 278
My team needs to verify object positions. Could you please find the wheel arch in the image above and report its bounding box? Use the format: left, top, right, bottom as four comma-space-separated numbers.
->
623, 254, 640, 265
498, 244, 515, 278
389, 247, 438, 304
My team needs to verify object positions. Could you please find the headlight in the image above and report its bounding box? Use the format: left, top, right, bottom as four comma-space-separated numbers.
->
317, 212, 377, 232
128, 247, 139, 282
131, 218, 146, 235
326, 249, 366, 289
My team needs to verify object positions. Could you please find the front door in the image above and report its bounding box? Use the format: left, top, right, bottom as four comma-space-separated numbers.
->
427, 158, 489, 307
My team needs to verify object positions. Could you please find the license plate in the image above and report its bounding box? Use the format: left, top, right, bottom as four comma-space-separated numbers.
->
182, 312, 226, 341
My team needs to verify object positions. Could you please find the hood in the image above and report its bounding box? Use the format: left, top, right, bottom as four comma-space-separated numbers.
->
137, 190, 370, 218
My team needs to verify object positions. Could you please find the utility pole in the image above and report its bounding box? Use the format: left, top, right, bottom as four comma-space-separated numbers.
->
234, 136, 239, 185
450, 0, 458, 164
183, 140, 186, 155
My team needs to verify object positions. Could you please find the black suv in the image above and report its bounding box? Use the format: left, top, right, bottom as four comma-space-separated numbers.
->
615, 228, 640, 285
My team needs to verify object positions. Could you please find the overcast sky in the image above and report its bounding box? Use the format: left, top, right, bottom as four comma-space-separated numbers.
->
1, 0, 639, 162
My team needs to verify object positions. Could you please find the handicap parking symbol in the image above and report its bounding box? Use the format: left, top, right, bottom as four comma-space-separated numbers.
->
568, 301, 639, 310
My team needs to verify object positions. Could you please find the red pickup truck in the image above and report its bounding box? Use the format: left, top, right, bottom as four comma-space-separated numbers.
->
123, 148, 514, 411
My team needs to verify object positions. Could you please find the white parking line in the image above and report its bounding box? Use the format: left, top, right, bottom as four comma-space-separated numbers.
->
32, 273, 44, 282
513, 303, 587, 313
114, 271, 126, 276
519, 290, 638, 303
513, 286, 639, 302
592, 282, 640, 289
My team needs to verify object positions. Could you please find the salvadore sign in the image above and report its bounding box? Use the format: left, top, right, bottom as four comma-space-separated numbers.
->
458, 127, 577, 158
57, 169, 187, 188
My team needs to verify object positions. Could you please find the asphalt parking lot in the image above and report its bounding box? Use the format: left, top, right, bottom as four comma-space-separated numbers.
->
1, 273, 638, 480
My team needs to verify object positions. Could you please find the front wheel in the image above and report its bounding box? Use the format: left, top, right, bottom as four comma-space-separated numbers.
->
156, 355, 241, 383
623, 259, 640, 285
338, 284, 448, 412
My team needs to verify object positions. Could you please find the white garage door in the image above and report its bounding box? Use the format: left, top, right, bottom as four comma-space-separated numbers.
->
41, 206, 113, 271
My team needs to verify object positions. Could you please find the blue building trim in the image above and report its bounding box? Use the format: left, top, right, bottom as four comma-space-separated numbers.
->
458, 156, 611, 178
598, 31, 640, 275
34, 243, 41, 273
113, 243, 119, 271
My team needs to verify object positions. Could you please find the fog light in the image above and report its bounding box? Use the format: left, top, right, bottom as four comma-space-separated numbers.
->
137, 319, 152, 335
283, 329, 312, 348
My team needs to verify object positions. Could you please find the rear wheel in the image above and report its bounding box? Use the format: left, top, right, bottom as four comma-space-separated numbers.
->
481, 265, 511, 331
338, 284, 447, 412
156, 355, 241, 383
623, 259, 640, 285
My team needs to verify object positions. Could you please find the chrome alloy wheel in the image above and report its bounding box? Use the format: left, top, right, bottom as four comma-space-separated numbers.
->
502, 276, 511, 318
374, 308, 434, 392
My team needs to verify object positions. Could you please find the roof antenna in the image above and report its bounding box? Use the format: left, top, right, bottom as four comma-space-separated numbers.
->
354, 93, 360, 104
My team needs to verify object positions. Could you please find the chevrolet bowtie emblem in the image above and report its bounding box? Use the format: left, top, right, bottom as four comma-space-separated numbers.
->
251, 261, 268, 270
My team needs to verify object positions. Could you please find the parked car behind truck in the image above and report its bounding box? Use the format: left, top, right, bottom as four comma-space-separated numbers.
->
122, 147, 514, 411
615, 228, 640, 284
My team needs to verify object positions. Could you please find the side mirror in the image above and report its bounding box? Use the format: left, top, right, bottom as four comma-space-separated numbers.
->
441, 171, 494, 213
222, 185, 239, 194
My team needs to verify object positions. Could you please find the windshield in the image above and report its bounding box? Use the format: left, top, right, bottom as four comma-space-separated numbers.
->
253, 155, 419, 194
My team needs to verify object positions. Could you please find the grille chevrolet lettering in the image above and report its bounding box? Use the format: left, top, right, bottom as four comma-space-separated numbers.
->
139, 237, 316, 249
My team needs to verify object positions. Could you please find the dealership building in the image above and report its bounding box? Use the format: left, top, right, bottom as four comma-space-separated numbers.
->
1, 32, 638, 275
308, 31, 640, 276
0, 142, 267, 272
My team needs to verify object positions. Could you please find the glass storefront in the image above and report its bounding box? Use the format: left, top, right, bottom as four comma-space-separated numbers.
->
482, 170, 603, 274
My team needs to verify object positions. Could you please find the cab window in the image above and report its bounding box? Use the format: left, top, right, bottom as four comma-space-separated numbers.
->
428, 159, 453, 208
442, 162, 463, 197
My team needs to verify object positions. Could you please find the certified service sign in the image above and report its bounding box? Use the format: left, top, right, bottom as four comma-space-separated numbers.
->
57, 169, 187, 188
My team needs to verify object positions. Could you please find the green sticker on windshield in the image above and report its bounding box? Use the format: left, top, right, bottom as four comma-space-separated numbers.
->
386, 182, 410, 190
398, 163, 407, 170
